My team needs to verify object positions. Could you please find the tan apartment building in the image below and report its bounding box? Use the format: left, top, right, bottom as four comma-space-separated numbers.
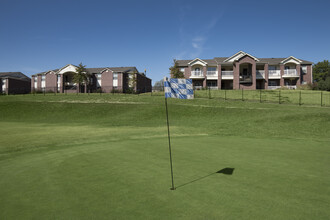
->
31, 64, 152, 93
176, 51, 313, 90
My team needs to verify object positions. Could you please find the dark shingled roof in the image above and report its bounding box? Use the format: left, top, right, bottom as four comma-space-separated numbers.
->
33, 66, 139, 76
176, 59, 218, 66
87, 67, 138, 73
0, 72, 31, 81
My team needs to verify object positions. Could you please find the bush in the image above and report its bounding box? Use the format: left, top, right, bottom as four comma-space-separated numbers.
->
316, 78, 330, 91
297, 83, 313, 90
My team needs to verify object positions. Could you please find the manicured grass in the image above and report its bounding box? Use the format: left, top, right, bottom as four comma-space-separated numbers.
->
0, 94, 329, 219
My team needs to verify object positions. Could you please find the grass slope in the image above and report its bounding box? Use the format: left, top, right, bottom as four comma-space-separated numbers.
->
0, 94, 329, 219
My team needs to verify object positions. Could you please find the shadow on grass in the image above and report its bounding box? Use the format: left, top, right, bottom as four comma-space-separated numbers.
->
175, 167, 235, 189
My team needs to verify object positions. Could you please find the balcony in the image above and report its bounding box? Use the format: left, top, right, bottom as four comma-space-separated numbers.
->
221, 71, 233, 80
240, 75, 252, 83
190, 71, 204, 79
268, 70, 281, 79
206, 71, 218, 79
256, 70, 265, 79
283, 69, 299, 78
285, 85, 297, 89
268, 86, 281, 90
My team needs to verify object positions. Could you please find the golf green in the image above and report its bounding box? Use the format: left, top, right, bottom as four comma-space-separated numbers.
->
0, 94, 329, 219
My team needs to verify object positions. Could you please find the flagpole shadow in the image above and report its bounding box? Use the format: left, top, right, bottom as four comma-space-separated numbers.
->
175, 167, 235, 189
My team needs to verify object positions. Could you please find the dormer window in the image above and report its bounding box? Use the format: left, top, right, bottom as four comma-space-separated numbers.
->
195, 68, 201, 73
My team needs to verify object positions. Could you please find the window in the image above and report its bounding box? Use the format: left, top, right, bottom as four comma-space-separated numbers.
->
195, 68, 201, 73
113, 73, 118, 87
96, 74, 102, 87
41, 75, 46, 88
301, 66, 307, 74
207, 67, 216, 71
180, 68, 185, 73
207, 81, 217, 87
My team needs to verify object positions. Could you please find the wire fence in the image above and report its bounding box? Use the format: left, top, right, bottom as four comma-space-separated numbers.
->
192, 88, 330, 107
1, 86, 329, 107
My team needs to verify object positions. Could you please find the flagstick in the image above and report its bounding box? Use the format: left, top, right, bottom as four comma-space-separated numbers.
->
165, 97, 175, 190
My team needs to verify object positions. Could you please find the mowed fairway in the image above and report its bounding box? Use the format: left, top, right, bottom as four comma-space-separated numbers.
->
0, 94, 329, 219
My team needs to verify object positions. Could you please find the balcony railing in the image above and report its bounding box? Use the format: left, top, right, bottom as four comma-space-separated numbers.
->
268, 86, 281, 90
284, 69, 298, 76
256, 70, 265, 78
268, 70, 281, 77
285, 85, 297, 89
221, 71, 233, 76
191, 71, 204, 77
194, 86, 203, 90
206, 71, 217, 76
240, 75, 252, 82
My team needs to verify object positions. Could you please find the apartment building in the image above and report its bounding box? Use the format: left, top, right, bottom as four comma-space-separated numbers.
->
31, 64, 152, 93
176, 51, 313, 90
0, 72, 31, 94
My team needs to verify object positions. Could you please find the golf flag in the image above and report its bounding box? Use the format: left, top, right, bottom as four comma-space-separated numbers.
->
164, 78, 194, 99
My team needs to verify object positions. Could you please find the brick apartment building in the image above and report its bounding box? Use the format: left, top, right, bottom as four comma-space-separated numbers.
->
176, 51, 313, 90
31, 64, 152, 93
0, 72, 31, 94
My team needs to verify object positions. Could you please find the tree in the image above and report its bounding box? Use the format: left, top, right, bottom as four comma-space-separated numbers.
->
73, 63, 90, 93
153, 79, 164, 91
313, 60, 330, 82
169, 59, 184, 78
127, 71, 137, 93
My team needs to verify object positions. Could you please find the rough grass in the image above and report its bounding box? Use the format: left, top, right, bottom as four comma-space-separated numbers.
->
0, 94, 329, 219
194, 89, 330, 106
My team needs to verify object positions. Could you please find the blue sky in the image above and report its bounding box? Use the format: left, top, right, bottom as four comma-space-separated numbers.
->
1, 0, 329, 84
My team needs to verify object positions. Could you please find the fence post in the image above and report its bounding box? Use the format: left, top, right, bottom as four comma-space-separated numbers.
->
208, 87, 211, 99
259, 89, 262, 103
224, 89, 227, 101
299, 91, 302, 106
321, 91, 323, 107
279, 90, 281, 104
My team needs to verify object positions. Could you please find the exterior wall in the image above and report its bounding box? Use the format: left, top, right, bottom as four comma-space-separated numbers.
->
7, 78, 31, 94
233, 62, 239, 90
280, 64, 284, 87
37, 75, 42, 90
117, 73, 123, 92
217, 64, 221, 89
296, 64, 301, 86
136, 73, 152, 93
31, 77, 35, 91
302, 65, 312, 84
45, 73, 57, 92
236, 55, 256, 90
202, 66, 207, 88
185, 66, 191, 79
60, 75, 64, 93
264, 63, 269, 89
101, 70, 113, 93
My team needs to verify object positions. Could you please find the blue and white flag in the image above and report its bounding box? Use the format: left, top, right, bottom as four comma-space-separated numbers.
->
164, 78, 194, 99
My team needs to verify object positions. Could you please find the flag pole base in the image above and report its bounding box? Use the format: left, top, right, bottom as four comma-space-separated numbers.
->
170, 187, 176, 190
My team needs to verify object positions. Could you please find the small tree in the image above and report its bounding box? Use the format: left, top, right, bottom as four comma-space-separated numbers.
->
169, 59, 184, 78
127, 71, 137, 93
73, 63, 90, 92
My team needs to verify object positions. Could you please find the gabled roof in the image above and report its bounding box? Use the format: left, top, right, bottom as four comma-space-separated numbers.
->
224, 51, 259, 62
280, 56, 302, 64
176, 53, 313, 67
188, 58, 208, 66
0, 72, 31, 81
